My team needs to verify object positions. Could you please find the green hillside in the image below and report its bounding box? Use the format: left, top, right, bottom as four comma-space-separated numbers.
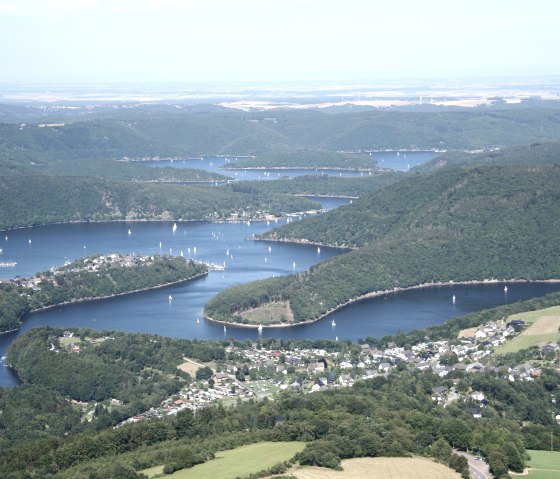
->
205, 165, 560, 324
3, 108, 560, 166
415, 141, 560, 173
0, 176, 319, 230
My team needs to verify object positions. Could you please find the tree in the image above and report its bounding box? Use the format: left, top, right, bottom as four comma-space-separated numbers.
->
195, 366, 214, 381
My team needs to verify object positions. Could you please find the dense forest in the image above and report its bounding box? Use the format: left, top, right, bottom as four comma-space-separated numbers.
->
0, 255, 206, 332
205, 165, 560, 324
1, 318, 558, 478
415, 141, 560, 173
2, 107, 560, 165
0, 176, 319, 230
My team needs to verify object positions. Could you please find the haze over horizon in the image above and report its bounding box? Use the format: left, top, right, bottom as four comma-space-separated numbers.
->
1, 0, 559, 84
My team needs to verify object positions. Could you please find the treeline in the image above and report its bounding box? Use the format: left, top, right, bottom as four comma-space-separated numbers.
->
223, 150, 379, 170
27, 255, 206, 310
206, 165, 560, 324
0, 175, 319, 230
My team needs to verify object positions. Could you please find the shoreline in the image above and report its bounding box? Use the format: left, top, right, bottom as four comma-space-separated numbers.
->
0, 212, 319, 234
250, 235, 354, 251
1, 272, 208, 335
204, 278, 560, 329
222, 166, 384, 172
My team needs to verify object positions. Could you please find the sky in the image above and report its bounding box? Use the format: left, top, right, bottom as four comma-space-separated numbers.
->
1, 0, 559, 83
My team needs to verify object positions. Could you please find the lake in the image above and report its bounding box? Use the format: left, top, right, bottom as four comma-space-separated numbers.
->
1, 196, 558, 386
144, 150, 438, 179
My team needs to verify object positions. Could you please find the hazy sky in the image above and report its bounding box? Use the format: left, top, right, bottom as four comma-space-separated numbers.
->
1, 0, 559, 83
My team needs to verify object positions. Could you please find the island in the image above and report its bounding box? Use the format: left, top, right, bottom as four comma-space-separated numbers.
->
0, 253, 207, 333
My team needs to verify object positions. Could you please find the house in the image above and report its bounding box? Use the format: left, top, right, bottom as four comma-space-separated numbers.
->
308, 361, 325, 373
378, 362, 392, 373
213, 373, 229, 384
339, 374, 353, 386
465, 362, 485, 373
360, 343, 371, 356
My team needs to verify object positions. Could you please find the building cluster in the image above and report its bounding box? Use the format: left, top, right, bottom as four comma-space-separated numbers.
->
119, 314, 560, 426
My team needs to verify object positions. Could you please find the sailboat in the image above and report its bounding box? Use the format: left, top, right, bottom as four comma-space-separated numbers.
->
28, 239, 31, 245
128, 229, 132, 236
168, 295, 173, 302
172, 223, 177, 233
268, 246, 272, 253
331, 319, 336, 326
258, 324, 263, 333
504, 285, 508, 292
223, 325, 227, 333
317, 247, 321, 254
196, 317, 200, 324
159, 241, 162, 249
452, 294, 456, 304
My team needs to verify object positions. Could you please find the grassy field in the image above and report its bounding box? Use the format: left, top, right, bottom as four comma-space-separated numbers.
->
291, 457, 461, 479
141, 441, 305, 479
494, 306, 560, 355
239, 301, 294, 325
520, 450, 560, 479
176, 357, 207, 377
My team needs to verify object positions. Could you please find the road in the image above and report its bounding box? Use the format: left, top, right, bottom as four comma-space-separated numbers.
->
456, 451, 491, 479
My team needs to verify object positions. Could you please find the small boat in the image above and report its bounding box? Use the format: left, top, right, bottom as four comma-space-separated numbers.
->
504, 286, 508, 292
331, 319, 336, 326
0, 248, 2, 253
159, 241, 162, 248
168, 295, 173, 302
335, 336, 338, 341
268, 246, 272, 252
28, 239, 32, 244
4, 236, 7, 241
193, 246, 197, 254
452, 294, 456, 303
292, 261, 296, 269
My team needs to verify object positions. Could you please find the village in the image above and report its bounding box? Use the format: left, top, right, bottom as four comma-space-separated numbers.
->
121, 316, 560, 426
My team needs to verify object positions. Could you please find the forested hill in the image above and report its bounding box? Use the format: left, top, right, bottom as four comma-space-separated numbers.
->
258, 164, 560, 248
2, 107, 560, 164
0, 176, 319, 230
205, 165, 560, 324
415, 141, 560, 173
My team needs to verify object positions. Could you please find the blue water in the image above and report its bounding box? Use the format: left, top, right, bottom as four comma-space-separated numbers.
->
1, 195, 558, 386
369, 150, 439, 171
143, 151, 437, 178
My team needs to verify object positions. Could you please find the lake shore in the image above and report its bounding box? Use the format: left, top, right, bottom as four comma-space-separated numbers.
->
205, 278, 560, 329
0, 272, 208, 335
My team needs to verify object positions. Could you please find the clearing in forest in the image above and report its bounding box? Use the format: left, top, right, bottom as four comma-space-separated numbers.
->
291, 457, 462, 479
